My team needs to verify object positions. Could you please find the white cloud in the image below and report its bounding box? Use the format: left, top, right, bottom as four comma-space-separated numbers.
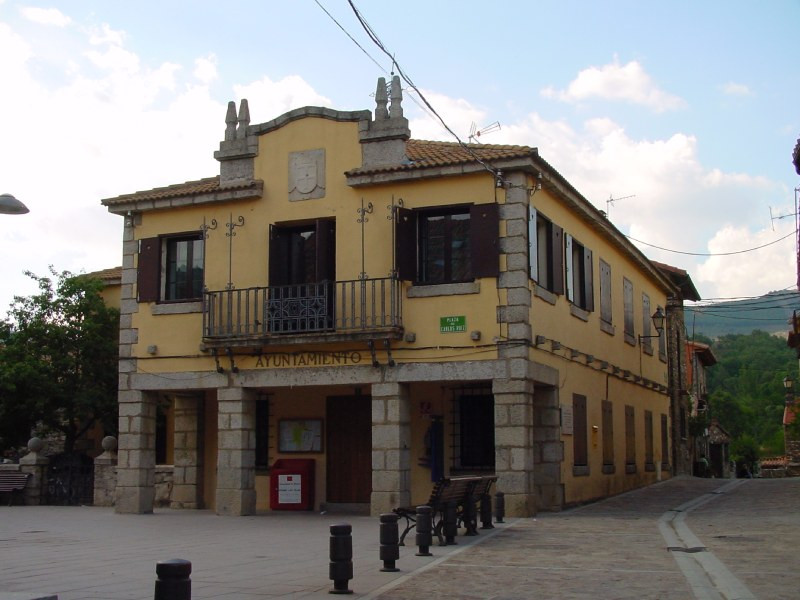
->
541, 58, 686, 112
194, 54, 218, 85
721, 82, 752, 96
233, 75, 332, 123
88, 23, 126, 47
407, 89, 488, 142
19, 6, 71, 27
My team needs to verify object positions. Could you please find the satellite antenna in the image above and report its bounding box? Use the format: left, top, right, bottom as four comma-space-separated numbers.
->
468, 121, 501, 143
769, 205, 798, 231
606, 194, 635, 218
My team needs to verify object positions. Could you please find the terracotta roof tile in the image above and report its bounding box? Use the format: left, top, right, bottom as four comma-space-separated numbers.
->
102, 176, 222, 206
83, 266, 122, 282
347, 139, 535, 175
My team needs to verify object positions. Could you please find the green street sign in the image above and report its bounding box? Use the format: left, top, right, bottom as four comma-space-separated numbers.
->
440, 315, 467, 333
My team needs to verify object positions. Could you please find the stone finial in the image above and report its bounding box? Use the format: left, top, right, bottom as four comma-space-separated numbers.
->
389, 75, 403, 119
236, 99, 251, 140
375, 77, 389, 120
224, 101, 237, 141
101, 435, 118, 453
27, 437, 43, 453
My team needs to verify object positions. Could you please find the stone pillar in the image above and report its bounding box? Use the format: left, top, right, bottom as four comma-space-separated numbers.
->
215, 387, 256, 516
171, 393, 204, 509
493, 374, 536, 517
371, 382, 411, 516
532, 386, 564, 511
19, 437, 48, 506
116, 390, 157, 513
93, 436, 118, 506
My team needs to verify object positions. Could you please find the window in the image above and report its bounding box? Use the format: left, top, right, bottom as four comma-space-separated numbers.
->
623, 277, 635, 343
255, 395, 270, 469
137, 233, 204, 303
644, 410, 654, 470
602, 399, 614, 473
661, 413, 669, 470
397, 204, 498, 284
452, 388, 495, 471
641, 293, 653, 354
164, 236, 204, 301
573, 394, 588, 474
599, 259, 612, 325
420, 208, 471, 284
625, 405, 636, 473
528, 206, 564, 294
565, 234, 594, 311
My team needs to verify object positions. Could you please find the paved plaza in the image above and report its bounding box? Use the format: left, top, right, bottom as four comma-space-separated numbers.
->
1, 476, 798, 599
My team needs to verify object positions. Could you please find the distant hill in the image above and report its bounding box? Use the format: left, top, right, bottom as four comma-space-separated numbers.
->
685, 290, 800, 339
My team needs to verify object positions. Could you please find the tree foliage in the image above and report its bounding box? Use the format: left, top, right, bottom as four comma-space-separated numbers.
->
705, 330, 796, 456
0, 269, 119, 454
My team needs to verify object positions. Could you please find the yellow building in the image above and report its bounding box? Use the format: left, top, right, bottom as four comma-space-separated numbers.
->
101, 77, 676, 516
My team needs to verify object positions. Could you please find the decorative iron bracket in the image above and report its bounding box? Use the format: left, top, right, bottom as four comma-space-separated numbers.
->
226, 347, 239, 374
212, 348, 224, 373
383, 338, 396, 367
367, 339, 380, 368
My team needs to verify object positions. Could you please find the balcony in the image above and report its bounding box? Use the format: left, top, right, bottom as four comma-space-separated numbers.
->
202, 277, 403, 347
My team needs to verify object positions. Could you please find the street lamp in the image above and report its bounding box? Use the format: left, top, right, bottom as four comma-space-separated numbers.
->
783, 376, 794, 405
0, 193, 29, 215
638, 307, 666, 343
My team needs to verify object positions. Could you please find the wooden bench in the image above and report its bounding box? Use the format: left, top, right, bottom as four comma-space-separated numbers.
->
394, 475, 496, 545
0, 471, 30, 506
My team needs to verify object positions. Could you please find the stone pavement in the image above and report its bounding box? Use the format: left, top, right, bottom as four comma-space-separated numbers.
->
1, 477, 798, 599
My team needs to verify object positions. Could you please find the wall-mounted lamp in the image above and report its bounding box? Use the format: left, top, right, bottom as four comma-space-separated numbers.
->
784, 375, 794, 405
0, 193, 29, 215
638, 307, 665, 343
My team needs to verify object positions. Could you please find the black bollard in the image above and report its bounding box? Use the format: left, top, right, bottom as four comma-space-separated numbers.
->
480, 493, 494, 529
329, 523, 354, 594
495, 491, 505, 523
154, 558, 191, 600
442, 501, 458, 545
414, 505, 433, 556
379, 513, 400, 572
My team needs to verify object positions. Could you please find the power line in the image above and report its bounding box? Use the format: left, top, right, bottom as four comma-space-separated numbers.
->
313, 0, 387, 73
627, 229, 796, 256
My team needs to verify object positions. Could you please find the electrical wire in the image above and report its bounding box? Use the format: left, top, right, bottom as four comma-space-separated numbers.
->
312, 0, 387, 73
627, 229, 796, 256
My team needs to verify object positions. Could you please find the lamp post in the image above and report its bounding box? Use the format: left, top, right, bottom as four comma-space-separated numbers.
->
638, 307, 666, 343
0, 193, 29, 215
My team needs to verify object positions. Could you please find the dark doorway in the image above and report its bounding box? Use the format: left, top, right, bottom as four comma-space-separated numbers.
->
326, 395, 372, 504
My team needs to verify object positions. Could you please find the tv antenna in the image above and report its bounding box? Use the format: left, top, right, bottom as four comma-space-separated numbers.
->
468, 121, 501, 143
769, 205, 798, 231
605, 194, 635, 218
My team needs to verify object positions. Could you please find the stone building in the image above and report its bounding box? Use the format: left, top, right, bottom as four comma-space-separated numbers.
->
101, 77, 678, 516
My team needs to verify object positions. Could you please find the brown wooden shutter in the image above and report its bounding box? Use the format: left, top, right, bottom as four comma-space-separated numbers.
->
470, 203, 499, 279
573, 394, 588, 466
269, 225, 289, 286
661, 414, 669, 467
600, 259, 612, 323
552, 224, 564, 295
645, 410, 654, 465
315, 219, 336, 282
137, 237, 160, 303
625, 405, 636, 465
623, 278, 634, 336
584, 247, 594, 312
602, 400, 614, 466
395, 207, 416, 281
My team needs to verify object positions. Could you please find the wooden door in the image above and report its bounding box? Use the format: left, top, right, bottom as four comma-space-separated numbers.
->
326, 395, 372, 503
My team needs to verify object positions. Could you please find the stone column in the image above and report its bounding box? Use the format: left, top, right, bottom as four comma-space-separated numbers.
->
171, 393, 204, 509
19, 437, 49, 506
493, 373, 536, 517
371, 382, 411, 516
532, 386, 564, 511
216, 387, 256, 516
116, 390, 157, 513
93, 436, 118, 506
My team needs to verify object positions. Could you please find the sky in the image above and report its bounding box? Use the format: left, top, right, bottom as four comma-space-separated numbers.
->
1, 0, 799, 316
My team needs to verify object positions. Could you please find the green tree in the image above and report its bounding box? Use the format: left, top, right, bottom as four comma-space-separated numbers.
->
0, 269, 119, 454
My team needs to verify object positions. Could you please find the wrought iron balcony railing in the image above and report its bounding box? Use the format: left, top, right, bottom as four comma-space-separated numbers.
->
203, 277, 403, 343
